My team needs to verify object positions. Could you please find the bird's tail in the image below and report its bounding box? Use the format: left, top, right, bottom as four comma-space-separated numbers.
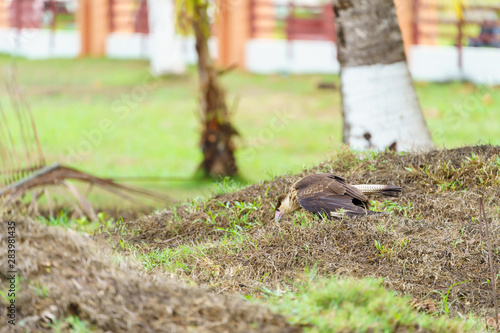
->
329, 209, 381, 219
353, 184, 402, 197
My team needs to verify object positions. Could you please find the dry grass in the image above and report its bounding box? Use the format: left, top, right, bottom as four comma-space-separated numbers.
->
2, 145, 499, 332
113, 145, 500, 318
0, 217, 300, 333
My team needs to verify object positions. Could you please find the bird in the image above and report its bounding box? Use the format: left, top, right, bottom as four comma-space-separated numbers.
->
274, 173, 401, 220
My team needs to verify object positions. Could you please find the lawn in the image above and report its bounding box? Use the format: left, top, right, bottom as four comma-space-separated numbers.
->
0, 55, 499, 202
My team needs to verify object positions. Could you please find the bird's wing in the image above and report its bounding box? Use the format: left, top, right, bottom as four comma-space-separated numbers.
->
294, 173, 368, 202
297, 195, 372, 217
294, 173, 370, 217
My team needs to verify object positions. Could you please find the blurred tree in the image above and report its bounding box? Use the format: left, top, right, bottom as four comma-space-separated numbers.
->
175, 0, 238, 177
333, 0, 433, 151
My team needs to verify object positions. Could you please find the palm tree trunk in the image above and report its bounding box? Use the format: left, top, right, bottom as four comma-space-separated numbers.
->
192, 3, 238, 177
333, 0, 433, 151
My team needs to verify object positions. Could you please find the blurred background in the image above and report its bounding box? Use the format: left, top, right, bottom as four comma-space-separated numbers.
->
0, 0, 499, 209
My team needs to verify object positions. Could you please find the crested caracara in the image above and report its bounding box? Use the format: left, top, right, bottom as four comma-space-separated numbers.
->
275, 173, 401, 220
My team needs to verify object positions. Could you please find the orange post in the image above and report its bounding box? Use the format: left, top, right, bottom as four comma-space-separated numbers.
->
417, 0, 439, 45
216, 0, 251, 68
111, 0, 135, 33
394, 0, 415, 57
0, 0, 7, 28
394, 0, 439, 59
78, 0, 110, 56
252, 0, 275, 39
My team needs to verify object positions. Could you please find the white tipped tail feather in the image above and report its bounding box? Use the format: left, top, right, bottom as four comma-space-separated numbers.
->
353, 184, 402, 197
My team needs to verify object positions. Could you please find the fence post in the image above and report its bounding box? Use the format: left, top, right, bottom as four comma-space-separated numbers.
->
286, 2, 293, 61
412, 0, 419, 45
148, 0, 185, 75
322, 4, 336, 42
394, 0, 415, 58
14, 0, 22, 29
78, 0, 110, 56
109, 0, 114, 32
249, 0, 254, 38
0, 0, 7, 28
216, 0, 250, 68
217, 0, 230, 66
457, 1, 464, 73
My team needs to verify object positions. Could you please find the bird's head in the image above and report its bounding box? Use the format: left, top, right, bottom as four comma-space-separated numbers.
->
275, 193, 295, 221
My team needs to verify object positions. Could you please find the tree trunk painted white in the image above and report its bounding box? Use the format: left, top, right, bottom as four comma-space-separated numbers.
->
148, 0, 185, 76
333, 0, 433, 151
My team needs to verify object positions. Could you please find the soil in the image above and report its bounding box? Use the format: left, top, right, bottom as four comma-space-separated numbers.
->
0, 218, 300, 332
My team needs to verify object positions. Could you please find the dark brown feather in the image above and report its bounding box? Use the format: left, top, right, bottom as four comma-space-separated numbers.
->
276, 194, 286, 210
379, 185, 402, 197
294, 173, 372, 217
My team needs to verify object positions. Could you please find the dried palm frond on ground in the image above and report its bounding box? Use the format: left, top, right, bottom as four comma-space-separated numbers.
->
112, 145, 500, 318
1, 163, 168, 220
0, 217, 300, 333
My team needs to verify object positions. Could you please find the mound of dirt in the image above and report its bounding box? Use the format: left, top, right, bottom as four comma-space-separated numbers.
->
0, 217, 300, 332
120, 145, 500, 316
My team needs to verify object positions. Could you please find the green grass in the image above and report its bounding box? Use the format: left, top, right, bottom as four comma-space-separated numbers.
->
1, 55, 499, 203
120, 232, 485, 332
37, 210, 117, 234
48, 315, 94, 333
264, 277, 481, 332
415, 81, 500, 147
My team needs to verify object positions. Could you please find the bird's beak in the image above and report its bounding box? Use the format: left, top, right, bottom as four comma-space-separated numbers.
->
275, 211, 283, 221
